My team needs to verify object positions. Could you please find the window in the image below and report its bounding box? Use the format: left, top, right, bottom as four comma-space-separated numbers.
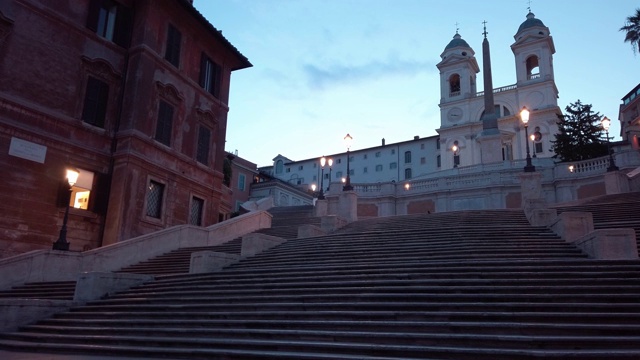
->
81, 77, 109, 128
420, 157, 426, 164
189, 196, 204, 226
337, 159, 342, 164
363, 167, 368, 173
449, 73, 461, 96
437, 155, 441, 167
349, 169, 354, 176
363, 154, 368, 159
200, 54, 221, 98
238, 173, 246, 191
375, 165, 383, 172
155, 100, 173, 146
298, 166, 304, 170
286, 168, 291, 173
436, 138, 440, 150
196, 126, 211, 165
165, 24, 181, 68
390, 162, 397, 169
275, 160, 283, 174
391, 149, 396, 155
535, 142, 543, 154
404, 151, 411, 163
86, 0, 132, 47
349, 156, 354, 162
313, 163, 317, 168
336, 171, 343, 179
67, 169, 95, 210
526, 55, 540, 79
146, 180, 164, 218
405, 168, 412, 179
454, 154, 460, 167
420, 143, 425, 150
324, 173, 330, 179
375, 151, 381, 158
313, 175, 317, 181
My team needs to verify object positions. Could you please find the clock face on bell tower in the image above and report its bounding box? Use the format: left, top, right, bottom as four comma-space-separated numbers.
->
447, 107, 463, 122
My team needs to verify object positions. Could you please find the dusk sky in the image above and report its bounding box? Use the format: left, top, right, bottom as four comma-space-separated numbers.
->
199, 1, 639, 167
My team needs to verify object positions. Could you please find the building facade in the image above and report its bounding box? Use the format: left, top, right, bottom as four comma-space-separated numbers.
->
619, 83, 640, 150
262, 11, 560, 191
220, 152, 258, 218
0, 0, 250, 258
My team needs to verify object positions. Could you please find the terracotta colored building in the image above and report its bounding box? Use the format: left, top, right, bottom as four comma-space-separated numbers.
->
219, 152, 258, 219
0, 0, 251, 257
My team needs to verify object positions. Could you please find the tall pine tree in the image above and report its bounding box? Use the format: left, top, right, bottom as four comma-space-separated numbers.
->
551, 100, 608, 162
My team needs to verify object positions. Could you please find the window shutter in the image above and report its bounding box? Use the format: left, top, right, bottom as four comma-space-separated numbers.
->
90, 173, 111, 215
86, 0, 101, 32
199, 53, 207, 88
113, 3, 133, 48
213, 62, 222, 98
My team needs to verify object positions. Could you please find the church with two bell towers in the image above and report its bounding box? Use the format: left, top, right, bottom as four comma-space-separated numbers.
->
436, 10, 560, 169
263, 10, 565, 192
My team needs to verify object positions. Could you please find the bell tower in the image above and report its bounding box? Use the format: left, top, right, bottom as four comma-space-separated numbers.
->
436, 31, 479, 128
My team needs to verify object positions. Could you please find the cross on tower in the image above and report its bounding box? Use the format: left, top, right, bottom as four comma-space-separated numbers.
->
455, 22, 460, 34
527, 0, 532, 12
482, 20, 488, 38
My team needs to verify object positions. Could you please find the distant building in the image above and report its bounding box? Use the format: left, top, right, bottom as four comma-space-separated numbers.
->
619, 83, 640, 150
0, 0, 250, 257
220, 152, 258, 219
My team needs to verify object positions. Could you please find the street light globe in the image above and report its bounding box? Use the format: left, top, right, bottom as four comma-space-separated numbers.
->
404, 183, 410, 190
341, 177, 346, 183
452, 144, 458, 153
311, 184, 316, 192
530, 134, 536, 142
328, 158, 333, 167
344, 133, 353, 150
320, 156, 326, 167
66, 168, 79, 186
520, 106, 530, 125
601, 116, 611, 131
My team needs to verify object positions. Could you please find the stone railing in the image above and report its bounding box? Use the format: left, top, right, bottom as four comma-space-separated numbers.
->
475, 83, 517, 97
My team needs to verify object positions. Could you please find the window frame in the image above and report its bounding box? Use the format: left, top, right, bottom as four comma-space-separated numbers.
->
81, 76, 109, 128
164, 24, 182, 68
155, 100, 174, 147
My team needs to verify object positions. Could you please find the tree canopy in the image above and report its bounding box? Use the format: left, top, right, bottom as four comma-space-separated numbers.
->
620, 8, 640, 54
551, 100, 609, 162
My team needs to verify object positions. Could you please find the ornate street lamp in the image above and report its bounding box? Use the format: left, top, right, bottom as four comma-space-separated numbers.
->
327, 158, 333, 192
530, 134, 537, 158
601, 116, 618, 172
343, 134, 353, 191
319, 156, 326, 199
451, 143, 459, 168
53, 168, 79, 251
520, 106, 535, 172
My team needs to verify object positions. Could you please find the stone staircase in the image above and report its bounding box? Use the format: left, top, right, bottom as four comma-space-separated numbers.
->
0, 206, 319, 300
3, 207, 640, 359
553, 191, 640, 255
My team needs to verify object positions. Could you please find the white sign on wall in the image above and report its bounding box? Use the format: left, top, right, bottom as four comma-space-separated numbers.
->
8, 137, 47, 164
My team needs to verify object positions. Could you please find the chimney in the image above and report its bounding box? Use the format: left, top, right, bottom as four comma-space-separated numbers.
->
382, 138, 386, 146
414, 135, 419, 140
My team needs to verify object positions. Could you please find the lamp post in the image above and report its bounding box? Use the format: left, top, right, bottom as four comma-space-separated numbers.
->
319, 156, 326, 199
530, 134, 537, 158
53, 168, 79, 251
601, 116, 618, 172
327, 158, 333, 192
451, 143, 458, 168
520, 106, 535, 172
343, 134, 353, 191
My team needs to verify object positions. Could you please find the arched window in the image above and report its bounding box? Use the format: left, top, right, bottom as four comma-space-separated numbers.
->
526, 55, 540, 80
275, 160, 283, 174
449, 74, 461, 96
404, 168, 412, 179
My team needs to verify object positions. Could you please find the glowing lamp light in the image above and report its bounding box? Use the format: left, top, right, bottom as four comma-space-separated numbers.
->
320, 156, 326, 167
404, 183, 410, 190
520, 106, 530, 125
569, 165, 575, 173
601, 116, 611, 131
66, 168, 79, 186
341, 177, 346, 183
328, 158, 333, 167
311, 184, 316, 192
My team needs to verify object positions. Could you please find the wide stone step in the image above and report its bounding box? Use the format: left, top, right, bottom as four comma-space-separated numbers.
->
29, 318, 640, 337
2, 331, 640, 360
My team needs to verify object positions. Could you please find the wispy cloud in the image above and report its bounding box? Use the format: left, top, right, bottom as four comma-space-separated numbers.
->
303, 58, 433, 90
